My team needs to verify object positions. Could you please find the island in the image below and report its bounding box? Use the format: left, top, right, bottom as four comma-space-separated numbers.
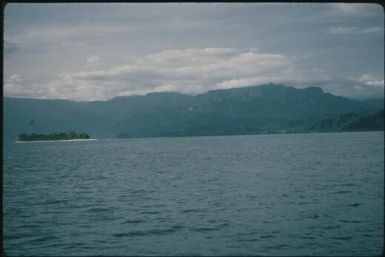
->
18, 132, 91, 142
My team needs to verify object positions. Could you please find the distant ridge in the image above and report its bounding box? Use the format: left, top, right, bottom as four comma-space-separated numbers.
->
4, 84, 384, 140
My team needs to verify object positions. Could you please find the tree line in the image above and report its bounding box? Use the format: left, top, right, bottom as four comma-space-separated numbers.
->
18, 132, 90, 141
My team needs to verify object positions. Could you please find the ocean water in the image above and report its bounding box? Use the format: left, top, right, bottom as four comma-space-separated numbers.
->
3, 132, 384, 256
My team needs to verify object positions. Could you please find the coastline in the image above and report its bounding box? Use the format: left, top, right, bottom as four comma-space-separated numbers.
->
15, 139, 98, 143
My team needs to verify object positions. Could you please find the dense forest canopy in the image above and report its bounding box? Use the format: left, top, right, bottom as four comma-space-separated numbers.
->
5, 85, 384, 140
18, 132, 90, 141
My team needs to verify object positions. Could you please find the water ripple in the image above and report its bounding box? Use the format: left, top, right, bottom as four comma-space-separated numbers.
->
113, 226, 181, 237
4, 132, 384, 256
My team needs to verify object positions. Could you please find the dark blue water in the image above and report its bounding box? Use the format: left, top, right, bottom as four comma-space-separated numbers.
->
3, 132, 384, 256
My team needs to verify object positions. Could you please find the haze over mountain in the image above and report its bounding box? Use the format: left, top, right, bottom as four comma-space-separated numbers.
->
4, 84, 384, 141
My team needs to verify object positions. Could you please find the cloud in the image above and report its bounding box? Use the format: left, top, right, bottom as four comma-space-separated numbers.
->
327, 26, 384, 34
8, 74, 23, 83
51, 48, 309, 100
327, 26, 356, 34
4, 74, 23, 94
365, 80, 384, 86
86, 55, 101, 66
4, 48, 383, 101
329, 3, 363, 15
359, 74, 384, 87
360, 27, 384, 33
4, 74, 49, 99
327, 3, 381, 16
4, 40, 18, 56
6, 24, 127, 45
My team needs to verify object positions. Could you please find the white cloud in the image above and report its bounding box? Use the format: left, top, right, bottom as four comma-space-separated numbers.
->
4, 74, 50, 99
359, 74, 384, 87
360, 27, 384, 33
328, 3, 380, 16
365, 80, 384, 86
86, 55, 101, 66
6, 24, 128, 45
329, 3, 363, 15
4, 74, 24, 97
327, 26, 356, 34
50, 48, 307, 100
327, 26, 384, 34
4, 48, 383, 101
8, 74, 23, 83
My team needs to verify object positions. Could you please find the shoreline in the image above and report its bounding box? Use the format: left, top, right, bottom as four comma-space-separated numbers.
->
15, 139, 98, 143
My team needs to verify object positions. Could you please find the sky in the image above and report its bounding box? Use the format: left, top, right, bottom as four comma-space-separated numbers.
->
4, 3, 384, 101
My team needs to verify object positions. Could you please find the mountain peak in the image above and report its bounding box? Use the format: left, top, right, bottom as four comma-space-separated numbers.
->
304, 86, 323, 93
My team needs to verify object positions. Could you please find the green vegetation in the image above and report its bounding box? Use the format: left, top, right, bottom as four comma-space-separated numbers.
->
18, 132, 90, 141
276, 109, 384, 133
5, 84, 384, 140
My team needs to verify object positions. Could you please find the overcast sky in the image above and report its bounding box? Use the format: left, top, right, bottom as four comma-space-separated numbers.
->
4, 3, 384, 101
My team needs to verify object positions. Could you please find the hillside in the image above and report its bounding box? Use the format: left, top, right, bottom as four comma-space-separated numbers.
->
3, 84, 384, 140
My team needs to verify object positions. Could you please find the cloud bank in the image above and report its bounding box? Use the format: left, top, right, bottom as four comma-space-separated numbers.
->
5, 48, 383, 101
327, 26, 383, 34
4, 4, 383, 101
3, 48, 317, 101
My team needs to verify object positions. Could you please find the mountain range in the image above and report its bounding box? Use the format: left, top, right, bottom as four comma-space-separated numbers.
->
3, 84, 384, 141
